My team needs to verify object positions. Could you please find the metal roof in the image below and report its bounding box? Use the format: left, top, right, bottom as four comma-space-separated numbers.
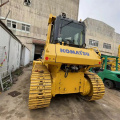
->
0, 20, 22, 44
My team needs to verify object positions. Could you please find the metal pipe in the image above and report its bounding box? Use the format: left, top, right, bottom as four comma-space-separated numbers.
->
104, 56, 107, 70
0, 0, 9, 7
116, 58, 118, 71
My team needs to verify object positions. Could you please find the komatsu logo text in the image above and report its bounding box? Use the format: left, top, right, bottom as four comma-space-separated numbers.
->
60, 49, 90, 56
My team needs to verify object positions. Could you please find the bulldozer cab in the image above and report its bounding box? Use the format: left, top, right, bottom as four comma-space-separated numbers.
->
43, 14, 101, 66
50, 14, 85, 48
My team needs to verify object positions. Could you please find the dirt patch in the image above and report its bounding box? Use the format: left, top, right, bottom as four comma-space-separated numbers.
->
15, 112, 25, 118
12, 67, 23, 76
0, 106, 5, 113
8, 91, 21, 97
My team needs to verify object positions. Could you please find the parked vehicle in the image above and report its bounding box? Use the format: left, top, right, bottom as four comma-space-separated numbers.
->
91, 55, 120, 89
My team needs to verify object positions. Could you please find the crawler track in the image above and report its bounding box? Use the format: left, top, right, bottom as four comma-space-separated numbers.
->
28, 62, 51, 109
85, 71, 105, 101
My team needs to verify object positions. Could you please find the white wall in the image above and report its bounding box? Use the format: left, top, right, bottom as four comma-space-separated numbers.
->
0, 26, 22, 77
24, 47, 30, 66
8, 36, 22, 71
0, 26, 9, 74
31, 44, 35, 61
21, 47, 30, 66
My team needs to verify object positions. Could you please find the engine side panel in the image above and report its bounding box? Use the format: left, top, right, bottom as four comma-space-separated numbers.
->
55, 44, 101, 65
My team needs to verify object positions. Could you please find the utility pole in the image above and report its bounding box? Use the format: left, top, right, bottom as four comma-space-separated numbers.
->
0, 0, 9, 7
0, 0, 10, 20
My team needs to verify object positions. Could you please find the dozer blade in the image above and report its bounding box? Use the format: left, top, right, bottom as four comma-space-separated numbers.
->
84, 71, 105, 101
28, 62, 52, 109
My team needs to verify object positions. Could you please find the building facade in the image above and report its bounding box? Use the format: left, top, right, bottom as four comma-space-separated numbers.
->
1, 1, 119, 59
84, 18, 120, 56
0, 0, 79, 61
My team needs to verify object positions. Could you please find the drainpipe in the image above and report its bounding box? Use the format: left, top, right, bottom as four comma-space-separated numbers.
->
104, 56, 107, 70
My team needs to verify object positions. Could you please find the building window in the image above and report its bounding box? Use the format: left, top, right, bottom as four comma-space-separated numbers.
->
103, 43, 111, 49
7, 20, 17, 29
22, 24, 30, 32
89, 39, 99, 46
24, 0, 31, 6
7, 20, 11, 27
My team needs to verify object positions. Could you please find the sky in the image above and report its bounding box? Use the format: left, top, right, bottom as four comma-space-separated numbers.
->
78, 0, 120, 33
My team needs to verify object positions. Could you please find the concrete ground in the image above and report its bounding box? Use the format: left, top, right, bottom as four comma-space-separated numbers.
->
0, 66, 120, 120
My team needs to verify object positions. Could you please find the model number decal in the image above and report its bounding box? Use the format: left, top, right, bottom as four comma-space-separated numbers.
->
60, 48, 90, 56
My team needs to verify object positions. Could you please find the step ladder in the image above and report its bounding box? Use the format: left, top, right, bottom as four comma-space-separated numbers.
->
0, 46, 12, 91
0, 70, 12, 91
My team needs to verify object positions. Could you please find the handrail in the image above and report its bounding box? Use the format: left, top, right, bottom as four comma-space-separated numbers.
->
88, 47, 101, 57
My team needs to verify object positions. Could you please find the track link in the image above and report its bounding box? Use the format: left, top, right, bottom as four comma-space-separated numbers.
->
28, 62, 51, 109
85, 71, 105, 101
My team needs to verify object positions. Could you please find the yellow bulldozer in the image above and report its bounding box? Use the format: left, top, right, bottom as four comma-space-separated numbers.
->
28, 13, 105, 109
